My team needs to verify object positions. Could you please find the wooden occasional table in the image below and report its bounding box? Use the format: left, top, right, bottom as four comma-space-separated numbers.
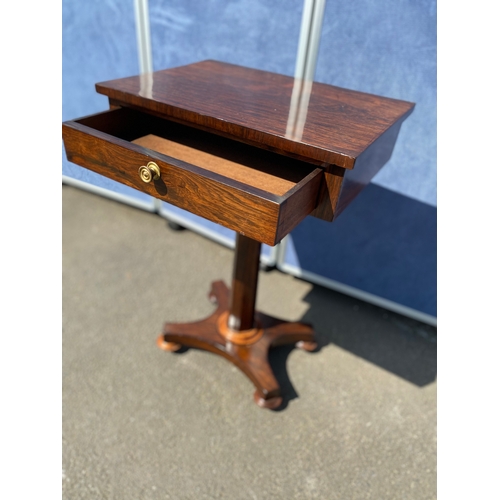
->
63, 60, 414, 409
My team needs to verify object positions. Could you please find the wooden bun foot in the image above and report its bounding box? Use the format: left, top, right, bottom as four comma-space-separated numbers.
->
296, 340, 318, 352
253, 390, 283, 410
157, 281, 316, 409
156, 336, 182, 352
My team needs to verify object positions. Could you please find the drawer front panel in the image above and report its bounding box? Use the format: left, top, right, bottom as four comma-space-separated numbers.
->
63, 121, 283, 245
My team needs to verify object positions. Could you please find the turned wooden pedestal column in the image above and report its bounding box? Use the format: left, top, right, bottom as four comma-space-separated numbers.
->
157, 233, 317, 409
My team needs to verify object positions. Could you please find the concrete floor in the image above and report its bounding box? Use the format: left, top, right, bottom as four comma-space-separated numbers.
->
62, 185, 436, 499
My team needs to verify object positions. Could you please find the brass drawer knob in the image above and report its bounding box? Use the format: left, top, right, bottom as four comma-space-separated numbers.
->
138, 162, 161, 183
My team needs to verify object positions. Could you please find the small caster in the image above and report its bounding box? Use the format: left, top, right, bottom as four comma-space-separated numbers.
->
167, 220, 185, 231
259, 263, 274, 272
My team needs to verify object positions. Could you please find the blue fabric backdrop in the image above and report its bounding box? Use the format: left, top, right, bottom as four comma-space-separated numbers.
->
62, 0, 436, 318
283, 0, 436, 317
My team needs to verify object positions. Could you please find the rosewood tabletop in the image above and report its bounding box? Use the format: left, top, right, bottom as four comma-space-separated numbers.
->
95, 60, 414, 170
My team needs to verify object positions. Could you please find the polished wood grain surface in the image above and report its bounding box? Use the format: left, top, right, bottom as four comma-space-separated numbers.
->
228, 234, 261, 331
336, 117, 406, 216
96, 60, 414, 169
158, 280, 317, 409
62, 107, 322, 246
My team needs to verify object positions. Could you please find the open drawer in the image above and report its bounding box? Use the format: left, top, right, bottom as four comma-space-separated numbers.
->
62, 107, 323, 246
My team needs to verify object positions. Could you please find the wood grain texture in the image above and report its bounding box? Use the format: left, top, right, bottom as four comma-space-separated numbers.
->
132, 134, 296, 196
96, 60, 415, 170
158, 280, 316, 409
277, 168, 324, 237
228, 234, 261, 331
307, 164, 345, 221
62, 108, 322, 246
336, 118, 405, 217
65, 61, 414, 230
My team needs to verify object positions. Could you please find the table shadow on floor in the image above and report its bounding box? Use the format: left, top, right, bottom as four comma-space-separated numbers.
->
266, 282, 436, 410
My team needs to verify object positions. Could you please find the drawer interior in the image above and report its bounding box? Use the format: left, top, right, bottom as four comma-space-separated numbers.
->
76, 107, 318, 194
65, 107, 325, 245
